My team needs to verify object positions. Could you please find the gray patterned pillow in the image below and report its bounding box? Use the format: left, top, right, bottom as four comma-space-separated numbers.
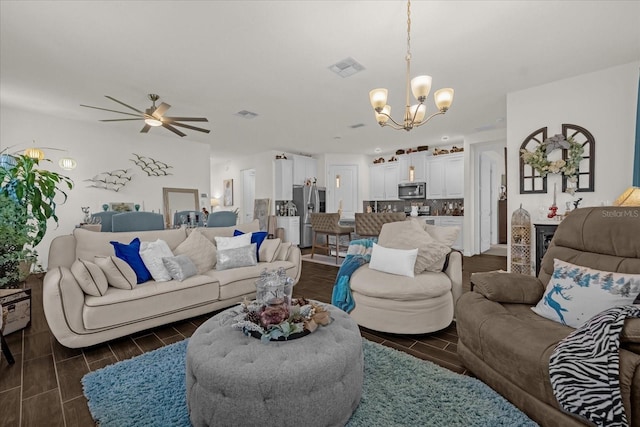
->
162, 255, 198, 282
216, 243, 257, 271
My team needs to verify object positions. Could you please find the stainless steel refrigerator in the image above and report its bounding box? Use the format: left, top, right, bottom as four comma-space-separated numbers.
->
293, 184, 326, 248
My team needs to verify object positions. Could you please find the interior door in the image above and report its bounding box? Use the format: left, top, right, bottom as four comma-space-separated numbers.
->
479, 153, 493, 253
242, 169, 255, 224
327, 164, 358, 218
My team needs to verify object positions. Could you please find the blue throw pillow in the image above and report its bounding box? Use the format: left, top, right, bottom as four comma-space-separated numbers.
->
110, 237, 152, 284
233, 230, 268, 261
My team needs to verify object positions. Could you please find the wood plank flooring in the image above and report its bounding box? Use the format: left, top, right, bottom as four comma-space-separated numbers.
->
0, 253, 505, 427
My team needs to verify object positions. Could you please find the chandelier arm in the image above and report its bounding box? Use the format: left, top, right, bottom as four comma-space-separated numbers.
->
376, 112, 406, 129
414, 110, 446, 128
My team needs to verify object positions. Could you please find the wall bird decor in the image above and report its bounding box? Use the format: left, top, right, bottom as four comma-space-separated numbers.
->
130, 153, 173, 176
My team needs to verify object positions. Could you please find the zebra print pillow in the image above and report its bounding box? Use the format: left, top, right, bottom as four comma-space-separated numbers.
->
531, 259, 640, 328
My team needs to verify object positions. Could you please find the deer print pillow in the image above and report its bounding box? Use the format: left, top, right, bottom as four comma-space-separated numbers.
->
531, 259, 640, 328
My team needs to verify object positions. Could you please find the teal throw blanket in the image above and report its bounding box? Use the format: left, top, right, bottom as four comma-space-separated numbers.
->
331, 238, 377, 313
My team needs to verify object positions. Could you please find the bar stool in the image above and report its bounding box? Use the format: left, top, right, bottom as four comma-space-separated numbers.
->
310, 213, 354, 264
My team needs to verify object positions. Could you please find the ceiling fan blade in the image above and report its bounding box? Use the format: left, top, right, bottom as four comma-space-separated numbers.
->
169, 121, 211, 134
104, 96, 146, 114
80, 104, 143, 118
152, 102, 171, 118
164, 117, 208, 122
100, 118, 145, 122
162, 123, 187, 137
140, 124, 151, 133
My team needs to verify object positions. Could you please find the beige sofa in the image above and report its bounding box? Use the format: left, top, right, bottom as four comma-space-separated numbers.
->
43, 220, 301, 348
456, 207, 640, 426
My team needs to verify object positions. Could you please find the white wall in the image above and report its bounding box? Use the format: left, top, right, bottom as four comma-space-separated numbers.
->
1, 105, 211, 268
506, 61, 640, 272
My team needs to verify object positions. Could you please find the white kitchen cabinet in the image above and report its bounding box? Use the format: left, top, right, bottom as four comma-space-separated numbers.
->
274, 159, 293, 200
369, 162, 399, 200
443, 154, 464, 198
426, 156, 445, 198
398, 152, 427, 183
276, 216, 300, 245
426, 153, 464, 199
292, 154, 317, 186
421, 216, 464, 251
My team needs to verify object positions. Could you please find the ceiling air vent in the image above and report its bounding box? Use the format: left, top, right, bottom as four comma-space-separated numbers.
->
350, 123, 365, 129
235, 110, 258, 119
328, 57, 365, 78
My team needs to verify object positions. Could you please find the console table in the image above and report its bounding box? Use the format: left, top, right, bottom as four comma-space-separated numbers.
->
534, 223, 559, 275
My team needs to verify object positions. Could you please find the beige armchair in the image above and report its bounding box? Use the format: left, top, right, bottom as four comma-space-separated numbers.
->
310, 213, 354, 264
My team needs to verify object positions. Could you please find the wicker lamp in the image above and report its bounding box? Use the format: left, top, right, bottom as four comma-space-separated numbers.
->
612, 187, 640, 206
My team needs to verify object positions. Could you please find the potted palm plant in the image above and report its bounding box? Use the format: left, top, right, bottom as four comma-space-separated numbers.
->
0, 151, 74, 288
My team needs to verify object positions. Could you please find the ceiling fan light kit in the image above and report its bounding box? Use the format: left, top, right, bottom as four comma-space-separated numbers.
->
81, 93, 210, 137
369, 0, 454, 131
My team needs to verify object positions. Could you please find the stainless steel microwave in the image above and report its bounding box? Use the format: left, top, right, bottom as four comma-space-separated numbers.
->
398, 182, 426, 199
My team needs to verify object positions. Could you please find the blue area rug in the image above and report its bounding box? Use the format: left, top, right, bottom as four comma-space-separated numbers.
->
82, 339, 537, 427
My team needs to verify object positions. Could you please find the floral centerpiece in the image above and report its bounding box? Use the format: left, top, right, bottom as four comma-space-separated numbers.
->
520, 134, 584, 194
232, 297, 331, 342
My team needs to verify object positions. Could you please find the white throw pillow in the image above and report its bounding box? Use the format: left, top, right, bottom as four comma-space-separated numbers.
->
94, 256, 136, 290
174, 230, 217, 274
531, 259, 640, 328
368, 243, 418, 278
71, 259, 108, 296
214, 233, 252, 250
139, 239, 174, 282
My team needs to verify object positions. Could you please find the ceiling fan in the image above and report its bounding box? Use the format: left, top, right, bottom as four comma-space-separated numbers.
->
81, 94, 210, 137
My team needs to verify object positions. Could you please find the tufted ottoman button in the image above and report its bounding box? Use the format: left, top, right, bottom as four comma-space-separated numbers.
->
186, 304, 363, 427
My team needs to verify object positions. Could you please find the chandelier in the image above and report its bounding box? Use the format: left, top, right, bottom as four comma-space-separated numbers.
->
369, 0, 454, 131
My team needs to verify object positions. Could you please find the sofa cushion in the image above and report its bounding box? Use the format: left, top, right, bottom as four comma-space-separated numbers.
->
259, 238, 281, 263
82, 276, 220, 330
174, 230, 217, 274
350, 264, 452, 300
378, 219, 451, 274
74, 227, 187, 259
93, 256, 136, 290
139, 239, 174, 282
110, 237, 152, 284
369, 243, 418, 278
162, 255, 198, 282
71, 259, 108, 296
216, 244, 258, 271
531, 259, 640, 328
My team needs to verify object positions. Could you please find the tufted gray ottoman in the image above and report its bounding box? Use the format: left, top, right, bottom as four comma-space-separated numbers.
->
186, 303, 363, 427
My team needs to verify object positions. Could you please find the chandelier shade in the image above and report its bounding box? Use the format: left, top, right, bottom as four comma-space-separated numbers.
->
369, 0, 453, 131
58, 157, 77, 170
24, 147, 44, 160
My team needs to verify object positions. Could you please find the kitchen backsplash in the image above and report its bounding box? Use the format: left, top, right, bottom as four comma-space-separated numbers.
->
363, 199, 464, 216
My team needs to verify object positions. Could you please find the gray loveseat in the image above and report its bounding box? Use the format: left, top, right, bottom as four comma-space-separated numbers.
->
456, 207, 640, 426
43, 220, 301, 348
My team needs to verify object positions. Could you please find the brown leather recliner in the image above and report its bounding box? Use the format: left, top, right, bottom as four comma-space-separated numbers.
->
456, 206, 640, 426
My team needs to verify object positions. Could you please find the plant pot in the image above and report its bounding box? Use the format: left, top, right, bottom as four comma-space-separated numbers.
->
18, 259, 34, 282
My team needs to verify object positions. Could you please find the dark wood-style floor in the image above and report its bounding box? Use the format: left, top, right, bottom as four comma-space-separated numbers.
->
0, 253, 506, 427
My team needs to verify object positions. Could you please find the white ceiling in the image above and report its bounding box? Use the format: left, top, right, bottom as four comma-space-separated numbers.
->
2, 1, 639, 161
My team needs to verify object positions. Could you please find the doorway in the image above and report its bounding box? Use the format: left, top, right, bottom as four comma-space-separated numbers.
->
241, 169, 255, 224
473, 142, 506, 256
327, 164, 358, 218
